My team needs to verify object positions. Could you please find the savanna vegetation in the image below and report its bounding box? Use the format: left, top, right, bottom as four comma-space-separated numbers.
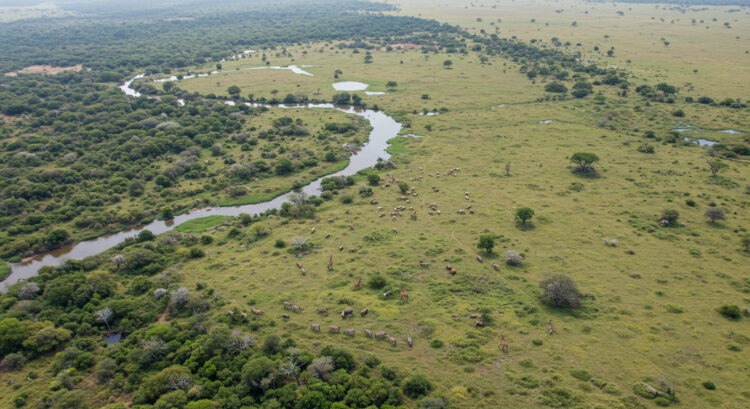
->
1, 0, 749, 408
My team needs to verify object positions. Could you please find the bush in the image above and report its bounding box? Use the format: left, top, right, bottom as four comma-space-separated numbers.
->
539, 274, 581, 308
274, 239, 286, 248
637, 144, 654, 153
704, 208, 725, 223
368, 275, 387, 289
718, 304, 741, 319
403, 374, 433, 398
702, 380, 716, 390
1, 353, 27, 371
429, 339, 444, 348
364, 355, 380, 368
545, 82, 568, 93
570, 369, 591, 381
671, 109, 685, 117
660, 209, 679, 225
367, 173, 380, 186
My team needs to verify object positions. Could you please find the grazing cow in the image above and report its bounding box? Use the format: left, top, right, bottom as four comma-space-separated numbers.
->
344, 329, 355, 336
391, 216, 397, 222
469, 313, 483, 319
251, 307, 264, 315
379, 212, 386, 217
327, 218, 335, 223
341, 306, 354, 319
241, 312, 247, 319
296, 261, 303, 269
227, 310, 234, 316
383, 290, 393, 297
420, 261, 428, 268
364, 329, 373, 337
476, 255, 483, 263
466, 205, 472, 209
325, 233, 331, 238
437, 210, 441, 215
339, 246, 344, 252
311, 227, 316, 234
329, 325, 340, 333
360, 308, 368, 317
282, 314, 290, 319
451, 314, 461, 320
371, 199, 379, 205
465, 195, 470, 200
491, 263, 500, 271
548, 320, 556, 335
450, 268, 456, 275
348, 248, 357, 253
292, 305, 302, 313
446, 265, 452, 271
311, 323, 321, 331
316, 306, 328, 315
283, 301, 292, 310
457, 209, 466, 215
407, 333, 413, 347
375, 331, 386, 339
388, 337, 397, 346
474, 320, 484, 327
500, 335, 509, 353
300, 267, 306, 276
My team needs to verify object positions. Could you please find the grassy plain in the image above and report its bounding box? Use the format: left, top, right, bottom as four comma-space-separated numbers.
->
139, 21, 750, 409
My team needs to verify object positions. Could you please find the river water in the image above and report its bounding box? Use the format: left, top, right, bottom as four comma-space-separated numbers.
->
1, 75, 402, 290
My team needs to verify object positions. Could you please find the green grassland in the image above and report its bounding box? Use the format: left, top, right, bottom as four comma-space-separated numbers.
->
1, 1, 749, 408
87, 35, 750, 409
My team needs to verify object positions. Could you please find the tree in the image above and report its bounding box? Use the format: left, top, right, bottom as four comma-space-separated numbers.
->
398, 182, 409, 194
95, 308, 113, 331
477, 235, 495, 254
47, 229, 69, 247
227, 85, 241, 97
505, 250, 523, 266
308, 357, 334, 380
661, 209, 680, 225
443, 60, 453, 68
705, 208, 726, 223
516, 207, 534, 224
570, 152, 599, 172
707, 159, 727, 177
540, 274, 581, 308
544, 82, 568, 93
137, 230, 155, 242
111, 255, 125, 269
742, 234, 750, 251
162, 207, 174, 219
17, 282, 40, 299
386, 81, 398, 89
163, 82, 174, 93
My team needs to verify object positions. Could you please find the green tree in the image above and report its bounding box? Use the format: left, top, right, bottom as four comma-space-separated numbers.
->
367, 173, 380, 186
516, 207, 535, 224
403, 374, 433, 398
443, 60, 453, 68
742, 234, 750, 251
477, 235, 495, 254
570, 152, 599, 172
398, 182, 409, 194
544, 82, 568, 93
227, 85, 241, 97
386, 81, 398, 89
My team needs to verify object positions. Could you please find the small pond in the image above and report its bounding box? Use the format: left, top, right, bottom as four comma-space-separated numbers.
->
333, 81, 369, 91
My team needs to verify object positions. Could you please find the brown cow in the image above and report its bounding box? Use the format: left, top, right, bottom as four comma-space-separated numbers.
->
341, 306, 354, 319
329, 325, 340, 333
311, 323, 321, 331
251, 307, 264, 315
360, 308, 368, 317
316, 306, 328, 315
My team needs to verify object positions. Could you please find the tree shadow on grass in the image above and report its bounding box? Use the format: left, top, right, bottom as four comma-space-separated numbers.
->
515, 222, 536, 231
570, 169, 601, 179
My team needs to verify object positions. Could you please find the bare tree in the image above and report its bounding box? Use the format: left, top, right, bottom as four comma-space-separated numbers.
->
167, 375, 192, 392
227, 330, 254, 352
308, 357, 334, 380
279, 350, 302, 386
170, 287, 190, 307
111, 255, 125, 269
95, 307, 113, 331
505, 250, 524, 266
291, 236, 309, 250
17, 282, 40, 300
540, 274, 581, 308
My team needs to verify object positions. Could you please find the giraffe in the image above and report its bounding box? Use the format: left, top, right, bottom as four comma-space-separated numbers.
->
400, 285, 408, 302
500, 335, 509, 353
327, 255, 333, 271
354, 277, 362, 289
548, 320, 556, 335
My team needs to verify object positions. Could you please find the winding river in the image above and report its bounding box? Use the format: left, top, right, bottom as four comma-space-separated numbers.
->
1, 75, 403, 289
